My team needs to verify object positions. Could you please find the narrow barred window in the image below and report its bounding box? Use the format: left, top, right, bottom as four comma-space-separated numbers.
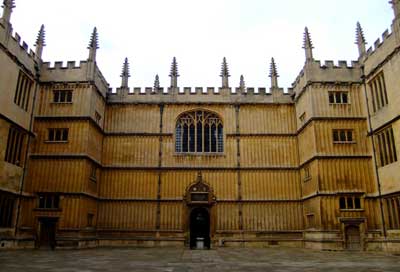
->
14, 71, 33, 111
38, 194, 60, 209
339, 197, 346, 209
5, 127, 26, 166
47, 128, 69, 142
175, 110, 223, 154
386, 197, 400, 230
339, 196, 362, 210
375, 126, 397, 167
368, 72, 388, 112
53, 90, 73, 103
328, 91, 349, 104
333, 129, 354, 143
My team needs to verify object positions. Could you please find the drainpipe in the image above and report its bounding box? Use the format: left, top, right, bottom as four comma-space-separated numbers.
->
14, 62, 41, 238
360, 65, 387, 238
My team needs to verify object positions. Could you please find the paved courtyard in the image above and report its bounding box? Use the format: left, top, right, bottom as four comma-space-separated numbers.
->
0, 247, 399, 272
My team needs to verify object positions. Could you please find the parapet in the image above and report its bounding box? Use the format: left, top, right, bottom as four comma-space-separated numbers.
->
107, 86, 294, 104
292, 59, 362, 99
363, 25, 398, 76
365, 28, 394, 58
40, 61, 110, 97
0, 23, 38, 75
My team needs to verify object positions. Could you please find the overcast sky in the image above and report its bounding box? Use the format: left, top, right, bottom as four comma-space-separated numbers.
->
4, 0, 395, 90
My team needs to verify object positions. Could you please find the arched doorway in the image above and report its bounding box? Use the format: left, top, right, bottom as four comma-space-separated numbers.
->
190, 207, 210, 249
345, 225, 361, 250
184, 172, 216, 249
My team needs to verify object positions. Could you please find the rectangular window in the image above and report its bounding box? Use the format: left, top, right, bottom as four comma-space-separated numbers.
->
53, 90, 73, 103
386, 197, 400, 230
14, 71, 33, 111
4, 126, 26, 166
339, 196, 362, 210
38, 194, 60, 209
333, 129, 354, 143
328, 91, 349, 104
306, 214, 315, 228
303, 165, 311, 181
375, 126, 397, 167
47, 128, 69, 142
0, 192, 15, 228
95, 111, 102, 124
87, 213, 94, 227
368, 72, 388, 112
90, 165, 97, 182
299, 112, 306, 123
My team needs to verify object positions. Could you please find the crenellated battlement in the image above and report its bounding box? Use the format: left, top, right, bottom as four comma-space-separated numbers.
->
363, 23, 399, 76
0, 22, 38, 75
110, 86, 293, 95
42, 60, 86, 70
40, 60, 110, 97
320, 60, 360, 69
292, 59, 362, 98
365, 28, 393, 58
107, 86, 293, 104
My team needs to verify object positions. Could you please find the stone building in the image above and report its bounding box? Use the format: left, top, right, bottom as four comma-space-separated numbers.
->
0, 0, 399, 251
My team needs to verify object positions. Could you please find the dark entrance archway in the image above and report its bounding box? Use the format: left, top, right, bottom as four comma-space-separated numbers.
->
189, 207, 210, 249
38, 218, 57, 250
184, 172, 216, 249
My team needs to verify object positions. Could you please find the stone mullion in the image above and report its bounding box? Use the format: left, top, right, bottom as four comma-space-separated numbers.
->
156, 104, 164, 231
235, 105, 243, 233
202, 120, 205, 153
194, 120, 198, 152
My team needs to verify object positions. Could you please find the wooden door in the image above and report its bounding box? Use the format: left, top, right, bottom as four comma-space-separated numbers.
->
345, 225, 361, 250
39, 218, 56, 249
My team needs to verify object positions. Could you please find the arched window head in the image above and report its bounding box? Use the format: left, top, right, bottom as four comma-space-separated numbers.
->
176, 110, 223, 154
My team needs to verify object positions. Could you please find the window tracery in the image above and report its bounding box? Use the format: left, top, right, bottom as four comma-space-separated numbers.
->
175, 110, 223, 153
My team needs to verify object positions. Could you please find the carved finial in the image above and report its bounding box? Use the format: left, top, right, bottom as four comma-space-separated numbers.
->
169, 57, 179, 77
154, 74, 160, 91
239, 75, 246, 92
220, 57, 230, 77
355, 22, 367, 57
1, 0, 16, 23
87, 27, 99, 62
35, 24, 46, 46
269, 57, 279, 88
303, 27, 314, 63
2, 0, 15, 8
390, 0, 400, 18
34, 24, 46, 59
169, 57, 179, 88
220, 57, 230, 88
120, 58, 130, 88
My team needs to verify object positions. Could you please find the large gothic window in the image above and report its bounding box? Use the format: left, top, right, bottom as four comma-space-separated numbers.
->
175, 110, 223, 153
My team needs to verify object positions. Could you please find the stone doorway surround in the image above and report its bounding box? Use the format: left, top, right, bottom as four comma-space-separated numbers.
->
340, 217, 366, 251
184, 172, 216, 249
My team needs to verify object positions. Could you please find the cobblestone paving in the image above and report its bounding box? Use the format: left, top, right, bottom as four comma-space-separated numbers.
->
0, 247, 399, 272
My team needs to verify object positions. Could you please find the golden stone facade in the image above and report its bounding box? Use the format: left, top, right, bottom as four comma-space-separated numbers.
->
0, 0, 399, 251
